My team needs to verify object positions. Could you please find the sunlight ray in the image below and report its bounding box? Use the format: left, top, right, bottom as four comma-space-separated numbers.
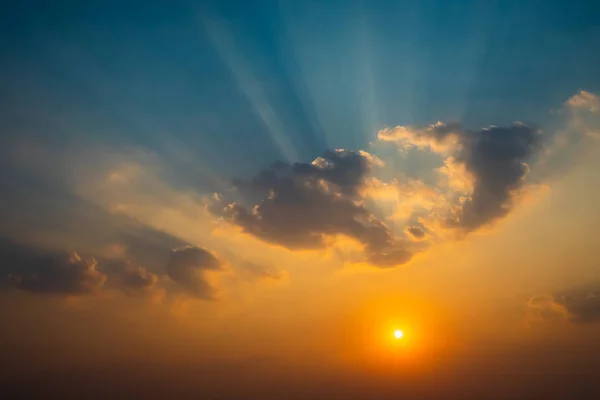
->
198, 11, 299, 163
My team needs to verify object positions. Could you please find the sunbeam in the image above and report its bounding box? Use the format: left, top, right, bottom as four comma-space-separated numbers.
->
198, 9, 299, 163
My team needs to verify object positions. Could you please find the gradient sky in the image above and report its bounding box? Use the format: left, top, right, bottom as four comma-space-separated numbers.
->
2, 1, 600, 399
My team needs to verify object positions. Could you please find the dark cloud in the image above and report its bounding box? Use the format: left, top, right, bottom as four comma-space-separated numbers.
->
165, 246, 221, 299
451, 123, 541, 230
0, 239, 105, 295
101, 259, 161, 296
407, 226, 425, 239
115, 231, 189, 275
555, 287, 600, 324
290, 149, 373, 195
0, 238, 168, 297
215, 150, 415, 267
529, 284, 600, 324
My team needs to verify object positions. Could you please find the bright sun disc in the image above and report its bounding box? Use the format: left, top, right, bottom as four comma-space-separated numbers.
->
394, 329, 404, 339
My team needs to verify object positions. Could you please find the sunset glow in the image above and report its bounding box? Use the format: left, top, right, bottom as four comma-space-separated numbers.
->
2, 1, 600, 399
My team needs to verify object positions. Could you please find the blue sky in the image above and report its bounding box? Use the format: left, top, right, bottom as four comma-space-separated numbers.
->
2, 0, 599, 180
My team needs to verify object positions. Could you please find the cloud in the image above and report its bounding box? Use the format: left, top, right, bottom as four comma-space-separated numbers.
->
555, 287, 600, 324
0, 237, 165, 299
238, 260, 282, 280
566, 90, 600, 113
407, 226, 426, 239
378, 121, 462, 153
528, 284, 600, 324
9, 91, 593, 276
526, 295, 569, 324
449, 124, 541, 230
101, 258, 164, 300
114, 264, 159, 291
213, 149, 416, 268
0, 239, 106, 295
531, 91, 600, 182
564, 90, 600, 140
379, 122, 542, 231
165, 246, 222, 299
0, 238, 229, 301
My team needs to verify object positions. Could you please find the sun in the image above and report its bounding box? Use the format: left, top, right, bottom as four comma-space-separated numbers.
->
394, 329, 404, 339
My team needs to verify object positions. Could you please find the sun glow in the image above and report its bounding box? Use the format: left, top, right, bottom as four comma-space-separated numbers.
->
394, 329, 404, 339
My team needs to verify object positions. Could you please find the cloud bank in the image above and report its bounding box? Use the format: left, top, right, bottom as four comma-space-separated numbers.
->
0, 238, 220, 301
1, 90, 597, 303
0, 239, 106, 295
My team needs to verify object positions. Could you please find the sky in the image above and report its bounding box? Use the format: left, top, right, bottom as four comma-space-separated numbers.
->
2, 0, 600, 398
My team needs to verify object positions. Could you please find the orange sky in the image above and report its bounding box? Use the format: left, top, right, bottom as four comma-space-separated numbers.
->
2, 91, 600, 399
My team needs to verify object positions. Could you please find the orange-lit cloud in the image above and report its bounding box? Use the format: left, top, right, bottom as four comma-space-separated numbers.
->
378, 121, 462, 154
566, 90, 600, 113
379, 122, 542, 231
